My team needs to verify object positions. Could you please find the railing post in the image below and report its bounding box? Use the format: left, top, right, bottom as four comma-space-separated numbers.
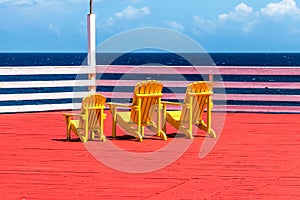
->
87, 2, 96, 93
90, 0, 93, 14
208, 74, 213, 82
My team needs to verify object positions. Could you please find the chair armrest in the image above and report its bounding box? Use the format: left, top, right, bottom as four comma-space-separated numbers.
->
62, 113, 83, 124
161, 101, 182, 106
188, 91, 213, 96
84, 106, 106, 110
106, 102, 134, 113
136, 93, 163, 98
106, 102, 132, 109
62, 113, 82, 117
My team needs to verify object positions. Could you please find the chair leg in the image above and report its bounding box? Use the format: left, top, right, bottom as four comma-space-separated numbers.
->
206, 96, 216, 138
101, 133, 106, 142
91, 131, 95, 140
162, 124, 166, 135
157, 99, 166, 141
162, 104, 167, 134
133, 123, 143, 142
96, 112, 106, 142
83, 123, 89, 142
196, 121, 216, 138
67, 127, 71, 141
99, 124, 106, 142
146, 122, 167, 141
81, 134, 88, 143
134, 127, 143, 142
187, 114, 194, 139
181, 127, 193, 139
197, 120, 207, 131
141, 126, 144, 138
111, 108, 117, 138
159, 130, 167, 140
210, 129, 216, 138
137, 135, 143, 142
187, 100, 194, 139
187, 127, 194, 139
65, 116, 71, 141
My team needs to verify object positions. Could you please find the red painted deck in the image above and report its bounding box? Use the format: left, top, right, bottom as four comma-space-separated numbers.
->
0, 111, 299, 199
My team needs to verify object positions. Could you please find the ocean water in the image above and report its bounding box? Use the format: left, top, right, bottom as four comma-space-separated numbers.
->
0, 53, 299, 107
1, 52, 300, 66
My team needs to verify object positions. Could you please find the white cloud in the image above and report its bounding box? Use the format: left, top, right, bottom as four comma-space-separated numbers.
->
49, 23, 61, 37
105, 17, 115, 26
241, 21, 257, 33
261, 0, 300, 17
192, 0, 300, 36
164, 20, 184, 31
101, 5, 150, 30
65, 0, 104, 3
288, 26, 300, 34
236, 3, 253, 13
192, 15, 216, 34
218, 3, 254, 22
0, 0, 10, 3
15, 0, 42, 6
115, 6, 150, 20
126, 0, 144, 3
193, 3, 261, 34
214, 3, 259, 33
0, 0, 104, 7
218, 13, 228, 21
0, 0, 44, 7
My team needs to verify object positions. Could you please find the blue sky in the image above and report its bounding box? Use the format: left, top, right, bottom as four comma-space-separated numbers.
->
1, 0, 300, 52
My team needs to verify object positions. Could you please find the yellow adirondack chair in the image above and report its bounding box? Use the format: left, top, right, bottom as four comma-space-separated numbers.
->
107, 80, 167, 142
162, 81, 216, 139
63, 93, 107, 142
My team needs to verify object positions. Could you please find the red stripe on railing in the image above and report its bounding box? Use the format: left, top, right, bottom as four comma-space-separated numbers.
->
97, 80, 300, 89
96, 65, 300, 75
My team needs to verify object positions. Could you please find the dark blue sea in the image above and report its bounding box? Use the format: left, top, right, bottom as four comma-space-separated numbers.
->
1, 52, 300, 66
0, 53, 299, 107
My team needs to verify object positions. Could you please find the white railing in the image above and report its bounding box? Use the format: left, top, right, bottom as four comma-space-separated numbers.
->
0, 65, 299, 113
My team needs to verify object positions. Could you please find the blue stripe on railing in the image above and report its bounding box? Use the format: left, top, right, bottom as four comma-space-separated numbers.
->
0, 65, 299, 113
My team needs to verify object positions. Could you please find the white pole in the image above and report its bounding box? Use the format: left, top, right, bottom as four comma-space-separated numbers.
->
87, 0, 96, 93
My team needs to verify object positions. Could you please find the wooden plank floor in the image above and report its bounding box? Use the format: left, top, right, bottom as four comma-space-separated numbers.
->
0, 111, 299, 199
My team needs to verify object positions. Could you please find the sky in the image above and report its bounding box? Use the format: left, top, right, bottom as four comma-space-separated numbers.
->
1, 0, 300, 52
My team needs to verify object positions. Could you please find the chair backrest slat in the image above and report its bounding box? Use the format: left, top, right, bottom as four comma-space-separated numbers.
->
130, 80, 163, 125
79, 93, 106, 129
181, 81, 212, 123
